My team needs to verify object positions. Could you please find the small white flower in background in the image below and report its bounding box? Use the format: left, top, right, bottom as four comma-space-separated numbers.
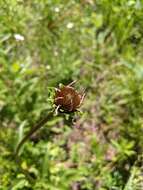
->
14, 34, 24, 41
66, 22, 74, 29
54, 7, 60, 13
46, 65, 51, 70
54, 50, 58, 56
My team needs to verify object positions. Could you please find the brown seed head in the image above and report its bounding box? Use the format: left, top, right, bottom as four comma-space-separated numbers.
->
55, 85, 84, 112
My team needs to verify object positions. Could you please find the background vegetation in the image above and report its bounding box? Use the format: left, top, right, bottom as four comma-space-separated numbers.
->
0, 0, 143, 189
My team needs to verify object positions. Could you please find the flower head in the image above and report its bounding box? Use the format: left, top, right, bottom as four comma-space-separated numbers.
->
14, 34, 24, 41
54, 83, 85, 112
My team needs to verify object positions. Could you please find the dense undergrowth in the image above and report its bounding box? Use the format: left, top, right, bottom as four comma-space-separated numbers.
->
0, 0, 143, 189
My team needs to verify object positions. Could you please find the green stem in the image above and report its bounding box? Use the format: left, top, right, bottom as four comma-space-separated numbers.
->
15, 111, 53, 157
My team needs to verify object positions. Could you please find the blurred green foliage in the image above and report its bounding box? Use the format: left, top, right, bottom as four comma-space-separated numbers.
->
0, 0, 143, 189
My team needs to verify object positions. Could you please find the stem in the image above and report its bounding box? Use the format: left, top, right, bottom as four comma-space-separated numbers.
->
15, 111, 53, 157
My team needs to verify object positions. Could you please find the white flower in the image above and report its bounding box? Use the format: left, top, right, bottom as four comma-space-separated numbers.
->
54, 7, 60, 13
66, 22, 74, 29
20, 64, 25, 68
14, 34, 24, 41
46, 65, 51, 70
54, 50, 58, 56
